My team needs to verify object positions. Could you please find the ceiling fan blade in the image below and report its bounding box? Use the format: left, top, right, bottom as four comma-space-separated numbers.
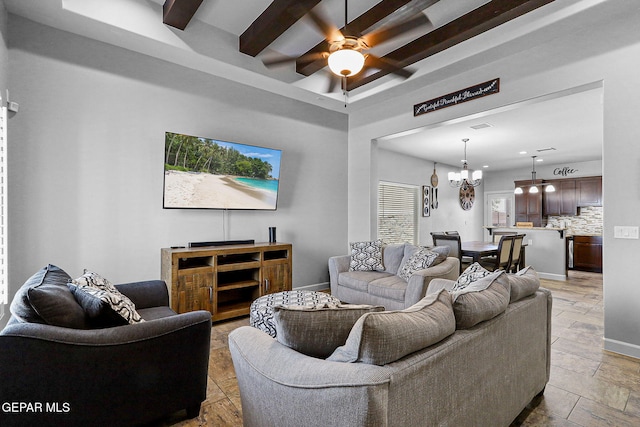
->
362, 12, 431, 47
263, 52, 326, 68
365, 55, 414, 79
305, 7, 344, 42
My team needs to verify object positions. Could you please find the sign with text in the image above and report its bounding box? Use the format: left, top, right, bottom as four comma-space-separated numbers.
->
414, 78, 500, 117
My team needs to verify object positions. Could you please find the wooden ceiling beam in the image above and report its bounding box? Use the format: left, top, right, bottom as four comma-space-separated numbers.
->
240, 0, 322, 57
296, 0, 418, 76
347, 0, 555, 91
163, 0, 204, 30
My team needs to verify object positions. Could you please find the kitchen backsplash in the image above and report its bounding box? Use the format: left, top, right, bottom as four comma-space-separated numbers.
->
546, 206, 603, 235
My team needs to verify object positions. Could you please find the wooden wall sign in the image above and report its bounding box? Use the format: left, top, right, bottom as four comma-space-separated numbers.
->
414, 78, 500, 117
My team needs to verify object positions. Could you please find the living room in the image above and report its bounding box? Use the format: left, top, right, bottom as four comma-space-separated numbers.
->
1, 0, 640, 425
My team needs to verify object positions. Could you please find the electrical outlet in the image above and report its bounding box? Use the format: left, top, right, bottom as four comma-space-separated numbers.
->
527, 239, 533, 246
614, 226, 639, 239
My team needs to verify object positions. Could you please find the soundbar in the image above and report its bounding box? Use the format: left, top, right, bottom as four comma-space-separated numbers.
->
189, 239, 255, 248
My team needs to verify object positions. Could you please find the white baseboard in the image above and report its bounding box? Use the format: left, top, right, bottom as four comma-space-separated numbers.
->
293, 282, 330, 292
538, 272, 567, 281
604, 338, 640, 359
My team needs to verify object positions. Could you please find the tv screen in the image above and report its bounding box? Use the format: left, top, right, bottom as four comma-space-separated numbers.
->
163, 132, 281, 210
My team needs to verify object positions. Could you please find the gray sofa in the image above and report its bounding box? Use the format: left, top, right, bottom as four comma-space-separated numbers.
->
0, 265, 212, 427
229, 268, 551, 427
329, 242, 460, 310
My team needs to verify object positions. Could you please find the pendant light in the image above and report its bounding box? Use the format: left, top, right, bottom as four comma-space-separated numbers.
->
515, 156, 555, 194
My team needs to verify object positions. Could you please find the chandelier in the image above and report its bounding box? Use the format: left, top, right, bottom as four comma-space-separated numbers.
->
448, 139, 482, 188
514, 156, 556, 194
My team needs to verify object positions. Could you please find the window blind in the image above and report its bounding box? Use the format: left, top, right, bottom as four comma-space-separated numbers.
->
0, 100, 6, 311
377, 181, 418, 245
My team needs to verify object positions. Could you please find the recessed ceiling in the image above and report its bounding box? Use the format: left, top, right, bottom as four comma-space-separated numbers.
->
4, 0, 635, 169
3, 0, 606, 112
376, 84, 603, 171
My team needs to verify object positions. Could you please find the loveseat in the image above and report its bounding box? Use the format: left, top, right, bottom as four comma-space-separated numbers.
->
229, 267, 551, 427
0, 265, 212, 427
329, 241, 459, 310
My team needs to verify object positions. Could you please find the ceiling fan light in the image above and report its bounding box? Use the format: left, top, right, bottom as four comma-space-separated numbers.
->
328, 49, 365, 77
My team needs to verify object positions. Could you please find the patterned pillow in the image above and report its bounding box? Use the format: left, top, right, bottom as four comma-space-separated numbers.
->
452, 262, 494, 291
349, 240, 385, 271
398, 248, 439, 281
69, 271, 144, 325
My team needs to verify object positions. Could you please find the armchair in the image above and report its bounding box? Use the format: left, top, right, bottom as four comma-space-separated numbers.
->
0, 278, 212, 427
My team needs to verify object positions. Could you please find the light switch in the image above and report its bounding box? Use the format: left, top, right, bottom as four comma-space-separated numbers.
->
614, 226, 639, 239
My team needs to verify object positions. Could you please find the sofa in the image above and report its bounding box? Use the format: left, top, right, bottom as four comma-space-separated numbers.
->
329, 241, 460, 310
0, 265, 212, 427
229, 266, 551, 427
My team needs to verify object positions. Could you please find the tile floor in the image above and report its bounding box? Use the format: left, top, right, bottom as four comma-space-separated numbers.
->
157, 270, 640, 427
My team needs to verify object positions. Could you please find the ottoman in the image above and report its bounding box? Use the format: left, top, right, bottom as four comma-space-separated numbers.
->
250, 290, 341, 337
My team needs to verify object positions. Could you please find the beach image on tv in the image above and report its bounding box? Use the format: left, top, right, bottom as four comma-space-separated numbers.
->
163, 132, 281, 210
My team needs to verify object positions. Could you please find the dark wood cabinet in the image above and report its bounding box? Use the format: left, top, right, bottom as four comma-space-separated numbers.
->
577, 176, 602, 206
543, 179, 577, 216
514, 180, 542, 226
572, 235, 602, 272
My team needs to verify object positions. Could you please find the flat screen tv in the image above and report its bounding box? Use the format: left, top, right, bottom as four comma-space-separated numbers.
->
163, 132, 281, 210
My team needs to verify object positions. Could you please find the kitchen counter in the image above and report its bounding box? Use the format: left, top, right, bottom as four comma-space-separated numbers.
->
484, 226, 567, 280
485, 226, 567, 238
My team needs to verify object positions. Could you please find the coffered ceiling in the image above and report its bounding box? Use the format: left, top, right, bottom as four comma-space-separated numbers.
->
4, 0, 637, 170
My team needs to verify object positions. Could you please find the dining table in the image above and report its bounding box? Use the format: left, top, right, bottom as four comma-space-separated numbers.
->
461, 241, 498, 263
461, 240, 527, 268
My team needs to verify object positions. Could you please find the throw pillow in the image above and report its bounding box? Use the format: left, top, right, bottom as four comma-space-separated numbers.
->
327, 290, 456, 365
397, 248, 438, 281
9, 264, 87, 329
428, 245, 450, 266
69, 271, 144, 325
349, 239, 385, 272
273, 303, 385, 358
452, 262, 494, 291
508, 266, 540, 303
450, 270, 510, 329
67, 284, 130, 328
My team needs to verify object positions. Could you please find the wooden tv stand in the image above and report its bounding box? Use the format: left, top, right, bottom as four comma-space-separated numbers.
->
161, 242, 292, 322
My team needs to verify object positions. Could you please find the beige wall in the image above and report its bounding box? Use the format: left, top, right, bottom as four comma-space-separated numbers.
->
348, 3, 640, 357
4, 15, 349, 322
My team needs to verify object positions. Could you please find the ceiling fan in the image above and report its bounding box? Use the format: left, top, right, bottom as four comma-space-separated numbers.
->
262, 0, 436, 94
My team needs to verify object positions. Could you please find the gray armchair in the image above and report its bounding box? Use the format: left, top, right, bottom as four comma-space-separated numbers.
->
0, 278, 212, 427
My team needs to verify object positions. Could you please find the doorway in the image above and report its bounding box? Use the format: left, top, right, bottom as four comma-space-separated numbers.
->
485, 191, 514, 241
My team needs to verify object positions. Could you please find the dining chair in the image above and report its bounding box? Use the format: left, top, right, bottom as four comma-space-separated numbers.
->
491, 231, 516, 244
508, 234, 526, 273
430, 233, 469, 274
480, 235, 515, 272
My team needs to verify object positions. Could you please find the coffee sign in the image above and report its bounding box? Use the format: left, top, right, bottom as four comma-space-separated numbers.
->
553, 167, 579, 176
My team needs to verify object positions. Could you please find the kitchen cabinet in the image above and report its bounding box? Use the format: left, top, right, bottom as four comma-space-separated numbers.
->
515, 180, 542, 226
572, 235, 602, 272
577, 176, 602, 206
543, 179, 577, 216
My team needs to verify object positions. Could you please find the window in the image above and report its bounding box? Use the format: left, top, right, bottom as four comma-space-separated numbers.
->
0, 98, 6, 316
377, 181, 419, 244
